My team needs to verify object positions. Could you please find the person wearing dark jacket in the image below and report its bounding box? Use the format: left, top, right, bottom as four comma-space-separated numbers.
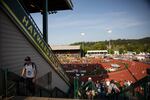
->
82, 77, 97, 100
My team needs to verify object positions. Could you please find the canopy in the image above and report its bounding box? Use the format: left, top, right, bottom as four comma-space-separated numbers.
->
19, 0, 73, 13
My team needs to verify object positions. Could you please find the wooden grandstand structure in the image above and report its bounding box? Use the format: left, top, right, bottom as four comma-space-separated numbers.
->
51, 45, 82, 57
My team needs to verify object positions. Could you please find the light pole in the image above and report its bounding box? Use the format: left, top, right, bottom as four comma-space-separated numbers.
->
106, 29, 112, 54
81, 33, 85, 57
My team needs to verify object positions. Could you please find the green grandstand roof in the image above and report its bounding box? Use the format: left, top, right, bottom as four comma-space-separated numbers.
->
19, 0, 73, 13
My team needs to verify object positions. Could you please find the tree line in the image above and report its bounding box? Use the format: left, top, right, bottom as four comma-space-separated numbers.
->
71, 37, 150, 54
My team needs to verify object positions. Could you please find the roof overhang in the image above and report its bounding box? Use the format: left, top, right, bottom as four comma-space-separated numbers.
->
19, 0, 73, 13
51, 45, 81, 51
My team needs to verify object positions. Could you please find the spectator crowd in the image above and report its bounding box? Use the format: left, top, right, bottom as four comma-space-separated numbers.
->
77, 77, 133, 100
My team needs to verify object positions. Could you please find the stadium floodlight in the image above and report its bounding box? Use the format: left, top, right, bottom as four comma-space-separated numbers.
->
80, 32, 85, 57
106, 28, 112, 33
106, 28, 112, 54
81, 32, 85, 36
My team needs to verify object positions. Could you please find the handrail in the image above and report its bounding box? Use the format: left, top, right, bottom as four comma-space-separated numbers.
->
28, 14, 43, 37
0, 68, 68, 98
19, 1, 43, 38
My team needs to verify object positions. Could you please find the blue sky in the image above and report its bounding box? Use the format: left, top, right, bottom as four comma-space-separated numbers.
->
31, 0, 150, 45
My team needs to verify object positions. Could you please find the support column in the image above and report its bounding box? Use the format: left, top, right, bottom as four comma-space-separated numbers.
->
43, 0, 48, 43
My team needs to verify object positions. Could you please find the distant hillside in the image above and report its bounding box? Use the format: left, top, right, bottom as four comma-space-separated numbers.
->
71, 37, 150, 54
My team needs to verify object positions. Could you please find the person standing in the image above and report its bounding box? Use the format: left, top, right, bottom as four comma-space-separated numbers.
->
107, 80, 120, 95
21, 56, 37, 95
82, 77, 97, 100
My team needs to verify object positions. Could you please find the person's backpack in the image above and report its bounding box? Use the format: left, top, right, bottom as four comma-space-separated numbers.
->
111, 84, 117, 94
111, 87, 116, 94
32, 62, 37, 71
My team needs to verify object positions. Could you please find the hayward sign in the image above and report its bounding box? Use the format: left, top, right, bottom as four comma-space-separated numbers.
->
22, 15, 61, 68
22, 16, 50, 58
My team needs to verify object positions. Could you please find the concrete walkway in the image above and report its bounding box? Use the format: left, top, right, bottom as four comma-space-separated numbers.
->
3, 96, 108, 100
4, 96, 84, 100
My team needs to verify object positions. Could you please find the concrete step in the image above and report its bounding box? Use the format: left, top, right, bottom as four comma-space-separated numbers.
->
3, 96, 108, 100
4, 96, 83, 100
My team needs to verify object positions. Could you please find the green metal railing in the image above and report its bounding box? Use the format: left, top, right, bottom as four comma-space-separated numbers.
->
18, 0, 43, 38
2, 68, 149, 100
0, 68, 68, 99
0, 69, 17, 99
74, 77, 79, 99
